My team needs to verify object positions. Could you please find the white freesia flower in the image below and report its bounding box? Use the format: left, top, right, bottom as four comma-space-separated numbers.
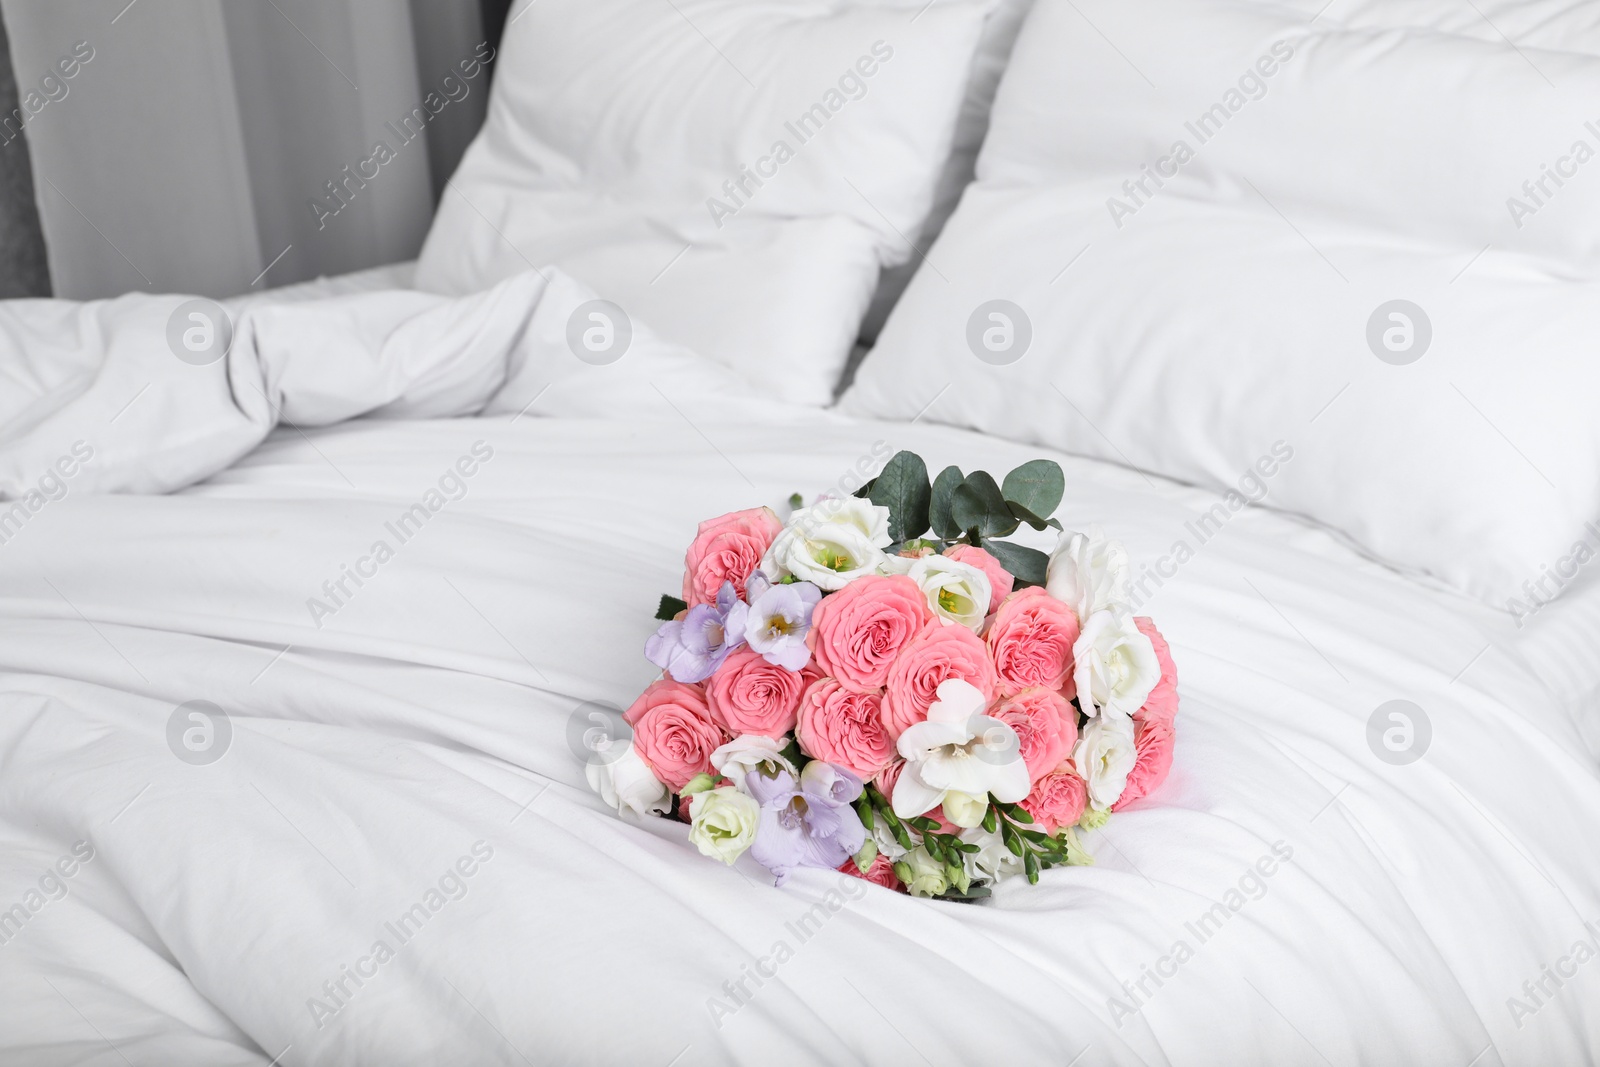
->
869, 814, 909, 862
688, 786, 760, 864
1074, 714, 1137, 811
905, 555, 991, 632
585, 742, 672, 818
958, 825, 1024, 883
712, 734, 796, 793
1047, 527, 1132, 624
941, 790, 989, 829
1072, 609, 1160, 719
791, 496, 893, 548
761, 521, 887, 591
892, 679, 1029, 819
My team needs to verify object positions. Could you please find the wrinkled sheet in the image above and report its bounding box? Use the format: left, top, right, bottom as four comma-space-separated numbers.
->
0, 274, 1597, 1066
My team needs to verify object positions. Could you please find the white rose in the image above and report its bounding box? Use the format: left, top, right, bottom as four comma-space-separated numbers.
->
905, 555, 991, 632
791, 496, 893, 548
1047, 527, 1131, 623
1072, 609, 1160, 720
894, 845, 950, 898
688, 787, 760, 864
1073, 714, 1137, 811
585, 742, 671, 818
711, 735, 796, 793
761, 522, 887, 591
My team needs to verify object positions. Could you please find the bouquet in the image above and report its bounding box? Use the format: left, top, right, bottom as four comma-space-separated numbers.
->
585, 451, 1179, 900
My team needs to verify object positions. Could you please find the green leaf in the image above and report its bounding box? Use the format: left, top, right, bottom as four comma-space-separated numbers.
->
981, 804, 999, 834
950, 483, 986, 536
928, 465, 964, 539
962, 471, 1020, 537
1024, 850, 1040, 884
1001, 459, 1065, 522
1006, 499, 1064, 533
654, 594, 687, 621
982, 539, 1050, 588
868, 451, 932, 542
787, 492, 803, 511
852, 477, 877, 499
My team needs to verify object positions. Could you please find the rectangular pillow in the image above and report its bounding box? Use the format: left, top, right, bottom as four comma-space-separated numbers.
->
843, 0, 1600, 609
414, 0, 991, 406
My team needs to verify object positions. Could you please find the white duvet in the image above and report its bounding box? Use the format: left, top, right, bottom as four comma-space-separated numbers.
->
0, 272, 1597, 1066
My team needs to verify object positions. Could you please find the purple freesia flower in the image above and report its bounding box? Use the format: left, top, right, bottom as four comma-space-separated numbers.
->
743, 574, 822, 672
746, 761, 866, 885
644, 581, 747, 683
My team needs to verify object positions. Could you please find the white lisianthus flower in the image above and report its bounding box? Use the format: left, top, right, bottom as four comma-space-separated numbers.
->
958, 825, 1024, 883
791, 496, 893, 548
1073, 714, 1137, 811
892, 679, 1029, 819
1047, 527, 1132, 624
761, 522, 887, 591
905, 555, 991, 632
712, 735, 796, 793
688, 786, 760, 864
585, 742, 672, 818
1072, 609, 1160, 719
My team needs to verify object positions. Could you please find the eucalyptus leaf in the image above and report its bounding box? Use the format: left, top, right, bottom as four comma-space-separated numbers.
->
950, 482, 986, 535
1006, 499, 1064, 533
1001, 459, 1065, 520
928, 465, 964, 539
982, 539, 1049, 587
868, 451, 932, 542
963, 471, 1020, 537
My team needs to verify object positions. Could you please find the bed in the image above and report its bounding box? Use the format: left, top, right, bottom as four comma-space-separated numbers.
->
0, 258, 1595, 1065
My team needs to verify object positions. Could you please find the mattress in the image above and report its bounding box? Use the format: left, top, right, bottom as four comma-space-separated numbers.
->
1, 395, 1597, 1064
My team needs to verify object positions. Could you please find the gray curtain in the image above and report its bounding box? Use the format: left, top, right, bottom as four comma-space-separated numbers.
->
0, 0, 492, 300
0, 7, 51, 297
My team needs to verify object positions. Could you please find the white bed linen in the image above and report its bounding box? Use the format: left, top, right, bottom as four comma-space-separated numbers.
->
0, 279, 1597, 1065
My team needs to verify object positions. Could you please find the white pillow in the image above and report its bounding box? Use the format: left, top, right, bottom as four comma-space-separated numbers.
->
414, 0, 989, 406
978, 0, 1600, 262
842, 0, 1600, 609
855, 0, 1037, 345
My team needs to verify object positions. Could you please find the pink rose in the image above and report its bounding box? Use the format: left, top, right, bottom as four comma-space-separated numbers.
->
795, 678, 896, 780
705, 647, 807, 737
882, 621, 998, 738
623, 679, 709, 726
1022, 767, 1088, 832
986, 586, 1081, 697
1134, 616, 1178, 728
681, 506, 784, 606
807, 575, 932, 693
1113, 718, 1176, 810
838, 852, 904, 891
994, 688, 1077, 782
875, 758, 906, 799
625, 680, 726, 791
943, 544, 1013, 610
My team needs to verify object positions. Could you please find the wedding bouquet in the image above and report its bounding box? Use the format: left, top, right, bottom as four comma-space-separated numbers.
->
585, 451, 1178, 900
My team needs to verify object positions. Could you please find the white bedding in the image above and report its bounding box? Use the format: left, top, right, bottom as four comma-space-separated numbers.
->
1, 275, 1598, 1065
